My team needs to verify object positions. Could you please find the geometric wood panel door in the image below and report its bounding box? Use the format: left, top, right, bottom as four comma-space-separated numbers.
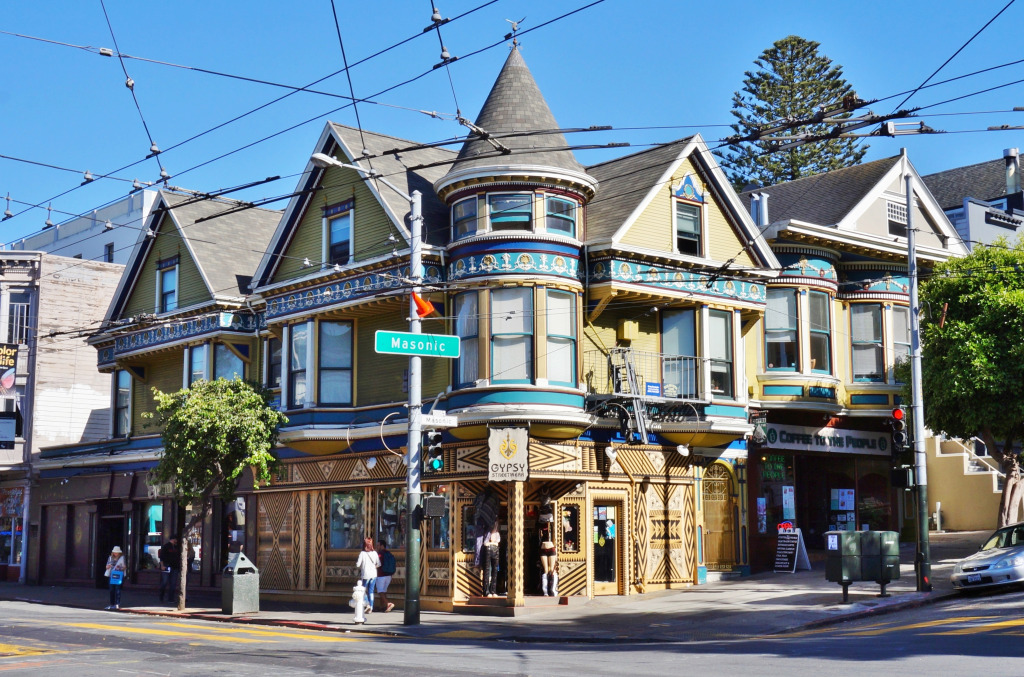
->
702, 463, 735, 571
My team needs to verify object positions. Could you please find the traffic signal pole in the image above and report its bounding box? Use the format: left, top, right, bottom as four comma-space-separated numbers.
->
406, 190, 424, 624
906, 170, 932, 592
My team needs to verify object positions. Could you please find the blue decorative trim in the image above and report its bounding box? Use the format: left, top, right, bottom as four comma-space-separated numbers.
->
807, 386, 836, 399
448, 241, 580, 282
850, 394, 890, 405
588, 258, 765, 304
279, 404, 407, 428
111, 312, 261, 359
674, 175, 705, 202
447, 389, 585, 410
703, 404, 748, 418
774, 252, 838, 281
97, 346, 115, 367
763, 385, 804, 396
265, 265, 444, 320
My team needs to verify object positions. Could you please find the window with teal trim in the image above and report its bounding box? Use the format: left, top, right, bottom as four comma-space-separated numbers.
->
545, 197, 576, 237
288, 323, 308, 408
454, 292, 479, 387
851, 304, 883, 382
114, 369, 131, 437
491, 287, 533, 383
188, 344, 208, 385
546, 289, 576, 386
489, 194, 532, 231
809, 291, 831, 374
765, 289, 798, 370
709, 310, 733, 398
452, 197, 477, 240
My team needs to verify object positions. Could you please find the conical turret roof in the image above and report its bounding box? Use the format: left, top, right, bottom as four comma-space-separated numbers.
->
446, 48, 588, 178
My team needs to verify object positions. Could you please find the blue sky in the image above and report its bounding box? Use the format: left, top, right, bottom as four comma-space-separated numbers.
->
3, 0, 1023, 245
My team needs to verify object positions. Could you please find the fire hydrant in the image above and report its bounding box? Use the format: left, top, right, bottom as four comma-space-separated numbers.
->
349, 581, 367, 624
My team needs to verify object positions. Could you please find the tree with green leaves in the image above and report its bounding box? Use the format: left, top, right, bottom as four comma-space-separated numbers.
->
718, 35, 868, 189
916, 240, 1024, 527
149, 378, 287, 611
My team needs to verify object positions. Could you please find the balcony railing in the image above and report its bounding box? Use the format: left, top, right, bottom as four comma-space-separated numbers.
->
583, 348, 711, 401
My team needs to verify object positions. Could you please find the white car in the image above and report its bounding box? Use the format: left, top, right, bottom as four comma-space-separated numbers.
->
951, 522, 1024, 591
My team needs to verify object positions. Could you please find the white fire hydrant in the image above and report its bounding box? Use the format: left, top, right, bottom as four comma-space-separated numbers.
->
349, 581, 367, 624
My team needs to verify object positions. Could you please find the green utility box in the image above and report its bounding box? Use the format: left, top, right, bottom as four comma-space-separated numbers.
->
861, 531, 901, 583
222, 551, 260, 615
825, 530, 861, 583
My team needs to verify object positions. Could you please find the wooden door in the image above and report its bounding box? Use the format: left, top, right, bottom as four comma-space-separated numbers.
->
703, 463, 735, 571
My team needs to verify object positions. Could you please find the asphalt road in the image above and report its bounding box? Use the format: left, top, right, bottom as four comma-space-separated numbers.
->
1, 589, 1022, 676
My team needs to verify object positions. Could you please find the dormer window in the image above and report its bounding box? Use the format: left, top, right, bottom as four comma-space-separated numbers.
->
452, 198, 478, 240
323, 200, 353, 267
887, 201, 908, 238
489, 194, 532, 231
156, 256, 178, 313
673, 176, 705, 257
546, 197, 576, 237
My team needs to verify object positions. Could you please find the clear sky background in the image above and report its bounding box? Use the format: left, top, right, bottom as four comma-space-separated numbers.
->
3, 0, 1024, 247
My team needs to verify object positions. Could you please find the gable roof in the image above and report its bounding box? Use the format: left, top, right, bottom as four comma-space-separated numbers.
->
923, 158, 1007, 210
445, 47, 586, 177
252, 123, 457, 288
107, 189, 281, 320
586, 138, 693, 242
740, 155, 902, 226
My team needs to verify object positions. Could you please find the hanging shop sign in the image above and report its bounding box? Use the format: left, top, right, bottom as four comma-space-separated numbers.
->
761, 423, 889, 456
487, 427, 529, 482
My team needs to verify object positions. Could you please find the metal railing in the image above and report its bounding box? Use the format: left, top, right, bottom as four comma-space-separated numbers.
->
583, 348, 710, 401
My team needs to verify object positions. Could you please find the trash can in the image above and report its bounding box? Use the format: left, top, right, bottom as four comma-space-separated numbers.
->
825, 530, 861, 584
222, 551, 259, 615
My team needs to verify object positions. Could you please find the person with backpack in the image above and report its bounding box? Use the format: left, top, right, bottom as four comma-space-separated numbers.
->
375, 539, 396, 612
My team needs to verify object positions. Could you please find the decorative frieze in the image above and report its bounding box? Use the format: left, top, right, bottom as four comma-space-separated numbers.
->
589, 258, 765, 304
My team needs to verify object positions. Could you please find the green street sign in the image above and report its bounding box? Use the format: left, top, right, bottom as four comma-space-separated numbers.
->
374, 330, 460, 358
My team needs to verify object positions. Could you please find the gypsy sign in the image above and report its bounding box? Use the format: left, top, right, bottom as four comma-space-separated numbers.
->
487, 428, 529, 482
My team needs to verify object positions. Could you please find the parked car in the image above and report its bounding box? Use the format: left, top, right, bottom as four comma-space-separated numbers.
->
951, 521, 1024, 591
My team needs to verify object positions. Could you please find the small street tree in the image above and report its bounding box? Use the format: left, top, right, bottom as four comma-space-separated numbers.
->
917, 240, 1024, 527
149, 378, 287, 611
718, 35, 868, 189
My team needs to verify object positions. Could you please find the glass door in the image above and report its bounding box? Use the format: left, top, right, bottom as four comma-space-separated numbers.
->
593, 502, 621, 595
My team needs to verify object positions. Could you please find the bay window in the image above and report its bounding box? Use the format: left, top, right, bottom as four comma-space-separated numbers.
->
114, 369, 131, 436
851, 304, 883, 382
546, 197, 576, 237
214, 343, 244, 381
188, 344, 208, 385
546, 290, 576, 386
318, 321, 353, 405
454, 293, 479, 387
489, 194, 532, 231
452, 198, 478, 240
491, 287, 533, 383
708, 310, 734, 398
893, 306, 911, 380
765, 289, 798, 370
809, 291, 832, 374
267, 337, 282, 389
288, 323, 308, 408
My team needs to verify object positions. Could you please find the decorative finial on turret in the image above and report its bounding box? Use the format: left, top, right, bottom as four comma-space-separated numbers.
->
504, 16, 525, 49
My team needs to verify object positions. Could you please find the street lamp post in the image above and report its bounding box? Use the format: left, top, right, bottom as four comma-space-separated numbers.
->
310, 153, 424, 623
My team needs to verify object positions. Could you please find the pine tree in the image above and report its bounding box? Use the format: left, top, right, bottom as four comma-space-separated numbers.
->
718, 35, 868, 189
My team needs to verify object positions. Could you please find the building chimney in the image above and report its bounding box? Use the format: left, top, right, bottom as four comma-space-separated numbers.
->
758, 192, 769, 227
1004, 148, 1020, 196
749, 193, 760, 225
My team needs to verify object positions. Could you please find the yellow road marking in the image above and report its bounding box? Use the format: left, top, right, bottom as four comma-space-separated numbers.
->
842, 616, 993, 636
60, 623, 264, 643
0, 643, 58, 658
158, 622, 363, 642
927, 618, 1024, 635
433, 630, 498, 639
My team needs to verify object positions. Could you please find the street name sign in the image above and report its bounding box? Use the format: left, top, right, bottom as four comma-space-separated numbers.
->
374, 330, 460, 358
421, 413, 458, 428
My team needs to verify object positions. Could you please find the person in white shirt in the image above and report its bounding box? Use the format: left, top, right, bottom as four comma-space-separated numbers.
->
355, 538, 381, 613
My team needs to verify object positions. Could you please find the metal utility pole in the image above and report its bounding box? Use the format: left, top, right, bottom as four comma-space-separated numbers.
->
309, 153, 424, 623
905, 169, 932, 592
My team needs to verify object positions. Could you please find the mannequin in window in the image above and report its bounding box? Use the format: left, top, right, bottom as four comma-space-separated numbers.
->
538, 523, 557, 596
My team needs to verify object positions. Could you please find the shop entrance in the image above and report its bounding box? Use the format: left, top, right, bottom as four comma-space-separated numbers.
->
96, 502, 126, 588
592, 500, 623, 595
703, 463, 736, 570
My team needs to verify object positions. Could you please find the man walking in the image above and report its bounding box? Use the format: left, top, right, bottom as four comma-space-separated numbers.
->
376, 540, 396, 612
158, 537, 179, 603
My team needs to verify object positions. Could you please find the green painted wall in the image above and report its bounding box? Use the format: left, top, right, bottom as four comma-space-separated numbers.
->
123, 213, 210, 317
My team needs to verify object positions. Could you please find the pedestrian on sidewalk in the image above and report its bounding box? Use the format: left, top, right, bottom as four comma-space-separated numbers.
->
355, 537, 380, 613
376, 540, 396, 612
158, 538, 180, 603
104, 546, 127, 610
482, 521, 501, 597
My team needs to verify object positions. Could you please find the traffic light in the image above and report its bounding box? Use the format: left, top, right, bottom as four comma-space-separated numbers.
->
424, 430, 443, 472
891, 406, 908, 452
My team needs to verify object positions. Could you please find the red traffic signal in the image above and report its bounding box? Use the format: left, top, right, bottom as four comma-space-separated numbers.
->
892, 407, 905, 422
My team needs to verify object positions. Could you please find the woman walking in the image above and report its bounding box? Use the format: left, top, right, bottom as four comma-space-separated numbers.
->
104, 546, 127, 610
355, 537, 381, 613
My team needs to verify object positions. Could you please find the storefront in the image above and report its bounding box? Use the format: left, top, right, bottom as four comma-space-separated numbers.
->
747, 421, 896, 570
0, 487, 24, 581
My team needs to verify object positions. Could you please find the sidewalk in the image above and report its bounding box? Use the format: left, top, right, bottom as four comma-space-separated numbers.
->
0, 531, 984, 643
